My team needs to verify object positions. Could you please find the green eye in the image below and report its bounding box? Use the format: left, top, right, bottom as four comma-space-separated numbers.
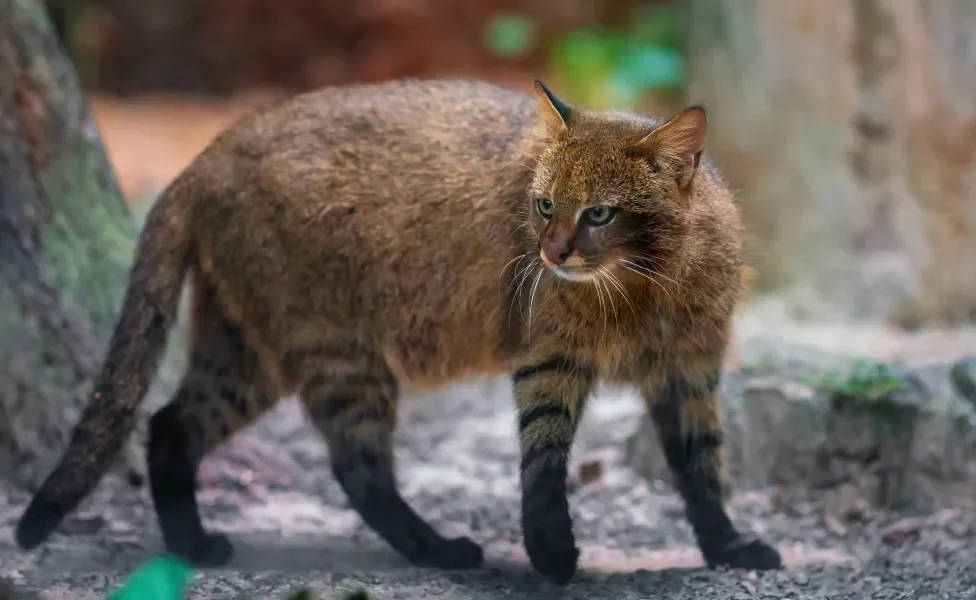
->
583, 205, 616, 226
537, 197, 554, 218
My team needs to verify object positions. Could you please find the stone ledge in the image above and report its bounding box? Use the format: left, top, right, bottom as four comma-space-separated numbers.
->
626, 353, 976, 511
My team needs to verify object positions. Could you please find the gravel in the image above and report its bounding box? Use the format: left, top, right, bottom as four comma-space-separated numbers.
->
2, 370, 975, 599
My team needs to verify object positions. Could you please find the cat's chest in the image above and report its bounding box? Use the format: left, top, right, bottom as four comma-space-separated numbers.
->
550, 314, 681, 382
592, 324, 677, 381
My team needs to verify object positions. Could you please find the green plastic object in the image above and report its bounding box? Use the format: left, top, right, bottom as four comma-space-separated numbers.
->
107, 555, 194, 600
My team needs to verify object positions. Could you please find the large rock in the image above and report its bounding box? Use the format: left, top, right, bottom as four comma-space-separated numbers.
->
626, 355, 976, 511
686, 0, 976, 327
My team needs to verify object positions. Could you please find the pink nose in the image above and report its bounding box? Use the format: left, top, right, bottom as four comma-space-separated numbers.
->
541, 233, 573, 265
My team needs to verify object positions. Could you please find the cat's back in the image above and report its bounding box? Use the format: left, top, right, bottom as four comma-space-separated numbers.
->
180, 78, 538, 352
190, 78, 539, 250
229, 77, 537, 188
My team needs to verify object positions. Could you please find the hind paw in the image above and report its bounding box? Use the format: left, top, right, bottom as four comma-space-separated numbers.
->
412, 536, 484, 570
704, 537, 782, 571
166, 532, 235, 568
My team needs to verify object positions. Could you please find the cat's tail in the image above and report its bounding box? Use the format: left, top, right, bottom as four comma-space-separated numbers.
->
15, 177, 195, 551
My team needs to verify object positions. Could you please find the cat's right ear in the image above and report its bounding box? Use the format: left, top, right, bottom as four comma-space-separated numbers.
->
632, 105, 707, 190
532, 80, 571, 135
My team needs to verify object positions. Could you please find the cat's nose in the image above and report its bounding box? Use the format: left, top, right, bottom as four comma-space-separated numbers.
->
541, 233, 573, 265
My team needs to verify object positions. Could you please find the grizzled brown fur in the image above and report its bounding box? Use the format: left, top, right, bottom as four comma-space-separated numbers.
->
16, 78, 781, 585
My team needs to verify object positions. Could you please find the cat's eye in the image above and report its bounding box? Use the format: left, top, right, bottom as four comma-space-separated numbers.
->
582, 205, 617, 226
537, 197, 554, 218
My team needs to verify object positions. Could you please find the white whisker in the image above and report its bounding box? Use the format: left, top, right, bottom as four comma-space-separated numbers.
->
600, 275, 617, 319
510, 258, 539, 325
526, 268, 545, 339
499, 252, 531, 287
592, 276, 607, 343
626, 256, 688, 293
509, 256, 537, 294
601, 266, 636, 320
620, 263, 674, 306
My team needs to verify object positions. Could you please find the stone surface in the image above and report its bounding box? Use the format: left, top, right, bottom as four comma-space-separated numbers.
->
2, 376, 976, 599
627, 348, 976, 512
1, 373, 975, 599
950, 357, 976, 408
687, 0, 976, 327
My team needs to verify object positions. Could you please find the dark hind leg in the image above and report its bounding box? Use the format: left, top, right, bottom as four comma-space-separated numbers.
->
147, 284, 276, 567
296, 344, 483, 569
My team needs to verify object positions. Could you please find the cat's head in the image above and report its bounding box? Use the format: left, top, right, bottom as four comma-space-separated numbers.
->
525, 80, 708, 285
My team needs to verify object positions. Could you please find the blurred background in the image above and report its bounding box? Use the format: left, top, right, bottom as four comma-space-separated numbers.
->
3, 5, 976, 591
44, 0, 976, 330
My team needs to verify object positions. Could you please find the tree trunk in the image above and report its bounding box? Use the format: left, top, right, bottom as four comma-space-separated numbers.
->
685, 0, 976, 328
0, 0, 152, 489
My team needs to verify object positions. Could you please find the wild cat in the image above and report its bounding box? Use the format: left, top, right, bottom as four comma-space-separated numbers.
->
17, 78, 782, 585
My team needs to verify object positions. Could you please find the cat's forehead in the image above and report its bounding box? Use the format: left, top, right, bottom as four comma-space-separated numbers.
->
531, 140, 647, 204
528, 108, 669, 205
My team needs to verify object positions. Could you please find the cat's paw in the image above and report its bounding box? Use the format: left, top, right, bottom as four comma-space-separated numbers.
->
166, 532, 235, 568
524, 515, 580, 585
704, 537, 782, 571
413, 536, 484, 570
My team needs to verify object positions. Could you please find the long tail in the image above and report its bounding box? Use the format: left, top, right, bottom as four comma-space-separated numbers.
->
15, 181, 193, 551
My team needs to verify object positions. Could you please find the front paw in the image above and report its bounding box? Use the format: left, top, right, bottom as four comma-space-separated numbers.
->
704, 537, 782, 571
166, 532, 235, 568
523, 513, 580, 585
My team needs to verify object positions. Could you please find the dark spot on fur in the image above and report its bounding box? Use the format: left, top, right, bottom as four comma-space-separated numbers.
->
191, 353, 211, 371
352, 119, 375, 133
311, 393, 360, 423
513, 355, 592, 383
306, 373, 328, 391
174, 388, 192, 406
518, 403, 573, 433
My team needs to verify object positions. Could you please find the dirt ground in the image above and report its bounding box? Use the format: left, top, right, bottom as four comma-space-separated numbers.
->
2, 373, 975, 599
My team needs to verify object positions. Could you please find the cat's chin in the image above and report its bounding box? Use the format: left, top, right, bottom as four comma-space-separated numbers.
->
548, 266, 596, 282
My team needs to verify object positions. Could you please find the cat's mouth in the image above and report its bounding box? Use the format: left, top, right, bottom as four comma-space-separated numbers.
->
538, 250, 598, 282
549, 266, 596, 282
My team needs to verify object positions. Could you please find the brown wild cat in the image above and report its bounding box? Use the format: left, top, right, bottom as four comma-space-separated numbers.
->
16, 78, 782, 584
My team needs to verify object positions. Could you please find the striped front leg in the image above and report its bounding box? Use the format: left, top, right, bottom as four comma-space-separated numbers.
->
512, 354, 595, 585
644, 365, 782, 571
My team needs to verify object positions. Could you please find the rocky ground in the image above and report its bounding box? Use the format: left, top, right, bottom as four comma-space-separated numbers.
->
2, 308, 976, 600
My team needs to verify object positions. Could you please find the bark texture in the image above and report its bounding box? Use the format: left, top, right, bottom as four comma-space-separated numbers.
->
0, 0, 145, 488
686, 0, 976, 327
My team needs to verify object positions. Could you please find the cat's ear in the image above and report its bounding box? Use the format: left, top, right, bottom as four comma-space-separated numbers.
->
633, 105, 707, 190
532, 80, 572, 135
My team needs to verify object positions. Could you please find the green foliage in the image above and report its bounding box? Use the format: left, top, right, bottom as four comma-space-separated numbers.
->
484, 14, 537, 58
806, 358, 908, 402
107, 556, 193, 600
107, 555, 371, 600
551, 4, 686, 108
483, 3, 688, 109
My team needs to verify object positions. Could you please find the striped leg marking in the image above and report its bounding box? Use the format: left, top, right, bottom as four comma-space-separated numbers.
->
302, 349, 483, 570
513, 354, 594, 585
647, 371, 781, 571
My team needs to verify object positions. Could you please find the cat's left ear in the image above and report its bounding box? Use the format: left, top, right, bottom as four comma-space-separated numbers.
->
633, 105, 707, 190
532, 80, 572, 135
